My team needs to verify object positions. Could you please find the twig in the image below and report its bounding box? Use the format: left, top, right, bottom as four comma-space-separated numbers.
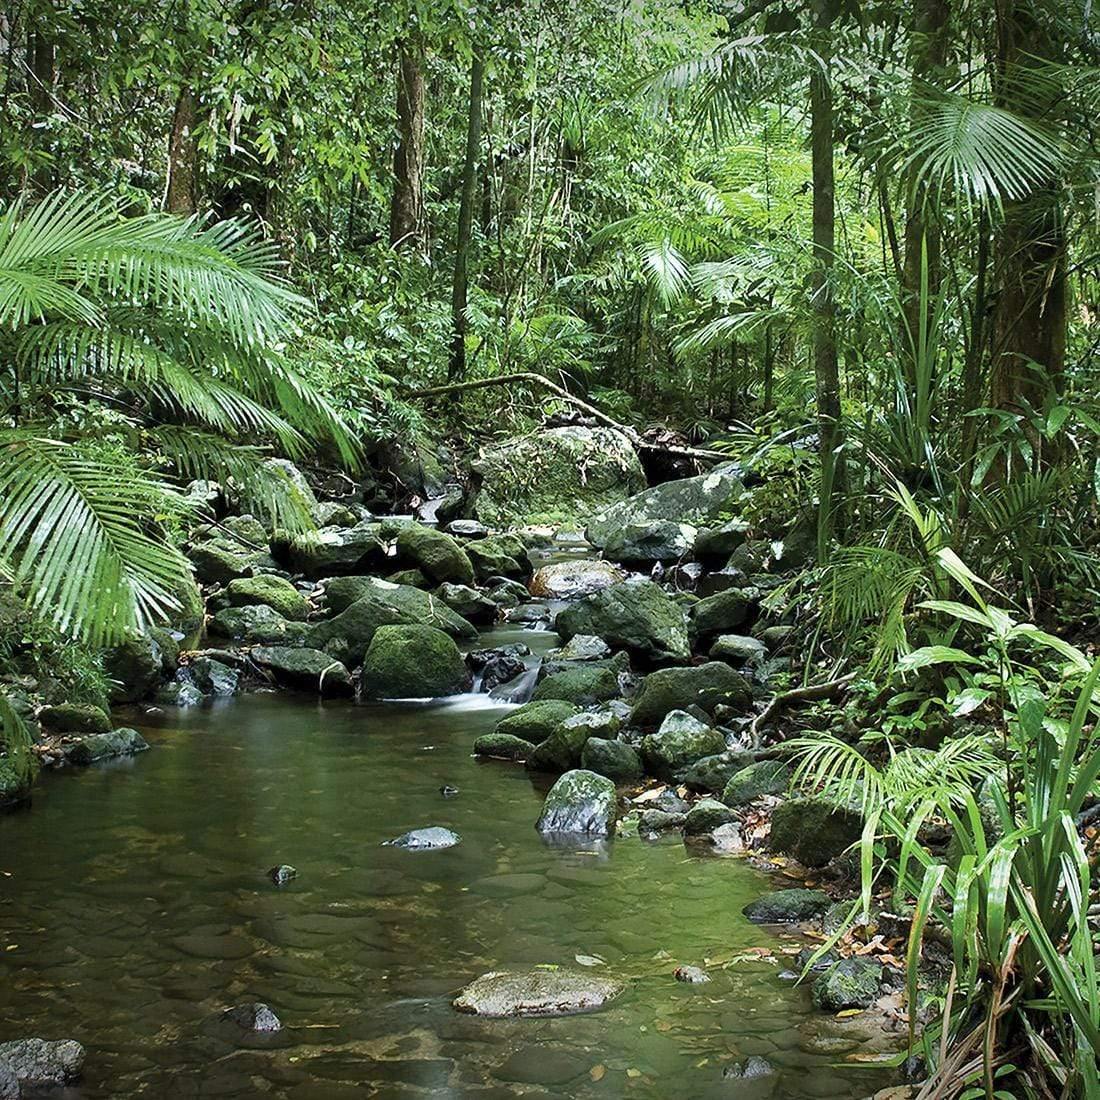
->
750, 673, 856, 749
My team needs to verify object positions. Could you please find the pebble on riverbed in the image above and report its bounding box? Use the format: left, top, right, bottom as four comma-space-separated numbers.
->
674, 965, 711, 983
268, 864, 297, 886
222, 1003, 282, 1032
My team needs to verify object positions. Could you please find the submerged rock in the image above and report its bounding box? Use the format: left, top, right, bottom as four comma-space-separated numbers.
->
724, 1056, 774, 1079
529, 559, 624, 600
630, 663, 751, 727
384, 827, 460, 850
251, 647, 353, 697
743, 888, 831, 923
811, 958, 882, 1011
222, 1002, 282, 1032
474, 426, 645, 526
536, 769, 618, 836
555, 578, 690, 664
453, 968, 624, 1017
0, 1039, 84, 1087
674, 965, 711, 983
63, 728, 148, 766
360, 625, 471, 699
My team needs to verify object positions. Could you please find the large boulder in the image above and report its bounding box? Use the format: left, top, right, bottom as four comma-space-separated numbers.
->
188, 536, 270, 586
640, 711, 726, 778
454, 969, 624, 1018
493, 700, 579, 743
528, 559, 624, 600
104, 633, 167, 703
38, 703, 111, 734
690, 588, 758, 640
272, 522, 384, 578
0, 1039, 84, 1088
395, 524, 475, 586
308, 579, 476, 667
769, 798, 862, 867
360, 625, 471, 699
251, 646, 353, 696
208, 605, 309, 646
586, 462, 745, 547
436, 583, 497, 625
220, 575, 309, 621
535, 769, 618, 836
630, 662, 752, 728
602, 521, 698, 566
554, 579, 689, 664
531, 664, 620, 706
474, 426, 645, 526
466, 534, 531, 582
581, 737, 644, 782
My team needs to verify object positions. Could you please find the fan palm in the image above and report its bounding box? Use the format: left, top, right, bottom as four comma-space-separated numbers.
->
0, 190, 356, 649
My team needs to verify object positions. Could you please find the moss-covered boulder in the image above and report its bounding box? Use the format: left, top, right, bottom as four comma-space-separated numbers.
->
531, 664, 620, 706
188, 536, 269, 586
555, 578, 690, 664
586, 462, 744, 547
630, 662, 752, 728
251, 646, 353, 697
769, 798, 862, 867
722, 760, 790, 806
743, 888, 831, 923
811, 959, 882, 1011
63, 727, 148, 766
684, 797, 735, 836
676, 750, 755, 793
360, 625, 471, 699
308, 579, 476, 667
474, 426, 645, 526
694, 519, 750, 561
38, 703, 111, 734
208, 605, 309, 646
690, 588, 758, 640
493, 700, 579, 743
223, 575, 309, 621
435, 583, 497, 624
580, 737, 643, 782
394, 523, 474, 586
526, 709, 620, 773
602, 521, 698, 565
467, 533, 532, 582
104, 633, 168, 703
272, 521, 385, 578
641, 710, 727, 778
535, 769, 619, 837
709, 634, 766, 666
473, 733, 533, 761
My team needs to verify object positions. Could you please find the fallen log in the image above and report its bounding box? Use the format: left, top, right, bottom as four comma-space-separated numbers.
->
750, 673, 856, 749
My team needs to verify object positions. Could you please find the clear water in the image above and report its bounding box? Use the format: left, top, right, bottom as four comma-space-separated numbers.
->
0, 678, 891, 1097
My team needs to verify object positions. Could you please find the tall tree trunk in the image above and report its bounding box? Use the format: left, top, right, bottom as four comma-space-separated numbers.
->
810, 0, 843, 542
899, 0, 951, 346
449, 50, 485, 383
165, 86, 199, 214
389, 38, 425, 249
27, 13, 55, 192
989, 0, 1065, 417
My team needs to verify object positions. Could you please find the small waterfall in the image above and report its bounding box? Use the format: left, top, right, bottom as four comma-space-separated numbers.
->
489, 665, 539, 704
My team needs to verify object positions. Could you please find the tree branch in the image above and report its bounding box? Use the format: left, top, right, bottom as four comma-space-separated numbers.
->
750, 673, 856, 749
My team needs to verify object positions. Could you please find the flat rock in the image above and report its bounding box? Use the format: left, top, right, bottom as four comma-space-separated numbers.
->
453, 969, 624, 1017
384, 827, 460, 851
0, 1039, 85, 1086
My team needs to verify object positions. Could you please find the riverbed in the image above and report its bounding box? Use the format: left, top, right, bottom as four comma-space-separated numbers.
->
0, 680, 896, 1098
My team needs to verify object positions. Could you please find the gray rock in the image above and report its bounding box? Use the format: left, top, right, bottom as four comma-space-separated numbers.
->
445, 519, 489, 539
580, 737, 643, 782
722, 760, 790, 806
208, 604, 308, 646
262, 458, 318, 513
529, 560, 624, 600
630, 663, 752, 728
268, 864, 297, 886
709, 822, 744, 852
0, 1039, 84, 1087
436, 583, 497, 624
690, 588, 757, 640
555, 578, 690, 664
547, 634, 612, 662
638, 809, 687, 832
724, 1056, 774, 1079
189, 656, 238, 697
222, 1002, 282, 1032
454, 968, 625, 1017
586, 462, 744, 546
743, 888, 831, 923
812, 958, 882, 1011
476, 653, 527, 693
674, 965, 711, 983
155, 679, 205, 708
474, 426, 645, 526
251, 647, 353, 697
104, 633, 166, 703
675, 750, 755, 793
761, 625, 796, 651
693, 519, 750, 560
0, 1060, 16, 1100
640, 711, 726, 778
683, 798, 735, 835
709, 634, 767, 666
63, 728, 148, 766
272, 521, 384, 578
602, 521, 697, 565
536, 769, 618, 836
384, 827, 460, 850
485, 577, 531, 608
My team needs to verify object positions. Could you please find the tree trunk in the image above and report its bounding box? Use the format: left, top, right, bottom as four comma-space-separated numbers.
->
899, 0, 951, 346
449, 50, 485, 383
165, 86, 199, 214
988, 0, 1066, 416
27, 16, 55, 192
389, 38, 425, 250
809, 0, 843, 540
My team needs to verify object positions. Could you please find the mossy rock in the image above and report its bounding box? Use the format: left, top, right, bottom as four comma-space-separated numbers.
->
494, 700, 579, 743
630, 662, 751, 728
769, 798, 862, 867
38, 703, 111, 734
103, 634, 167, 704
188, 537, 269, 586
684, 797, 735, 836
208, 605, 309, 646
63, 727, 148, 766
675, 750, 755, 793
272, 522, 385, 578
531, 665, 620, 706
436, 583, 497, 624
555, 578, 690, 664
526, 710, 620, 773
359, 625, 471, 700
640, 710, 727, 779
811, 959, 882, 1011
535, 768, 619, 837
743, 888, 831, 923
721, 760, 790, 806
0, 755, 35, 809
580, 737, 643, 782
467, 534, 532, 582
690, 588, 758, 640
473, 733, 533, 761
224, 575, 309, 621
395, 524, 475, 586
251, 646, 352, 696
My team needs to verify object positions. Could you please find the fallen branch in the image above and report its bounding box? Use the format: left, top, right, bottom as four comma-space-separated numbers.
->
407, 372, 732, 462
750, 673, 856, 749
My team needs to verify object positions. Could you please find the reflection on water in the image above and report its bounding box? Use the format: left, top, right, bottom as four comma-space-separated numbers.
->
0, 693, 888, 1098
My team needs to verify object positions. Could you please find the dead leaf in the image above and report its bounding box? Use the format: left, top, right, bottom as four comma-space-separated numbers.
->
589, 1065, 606, 1082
